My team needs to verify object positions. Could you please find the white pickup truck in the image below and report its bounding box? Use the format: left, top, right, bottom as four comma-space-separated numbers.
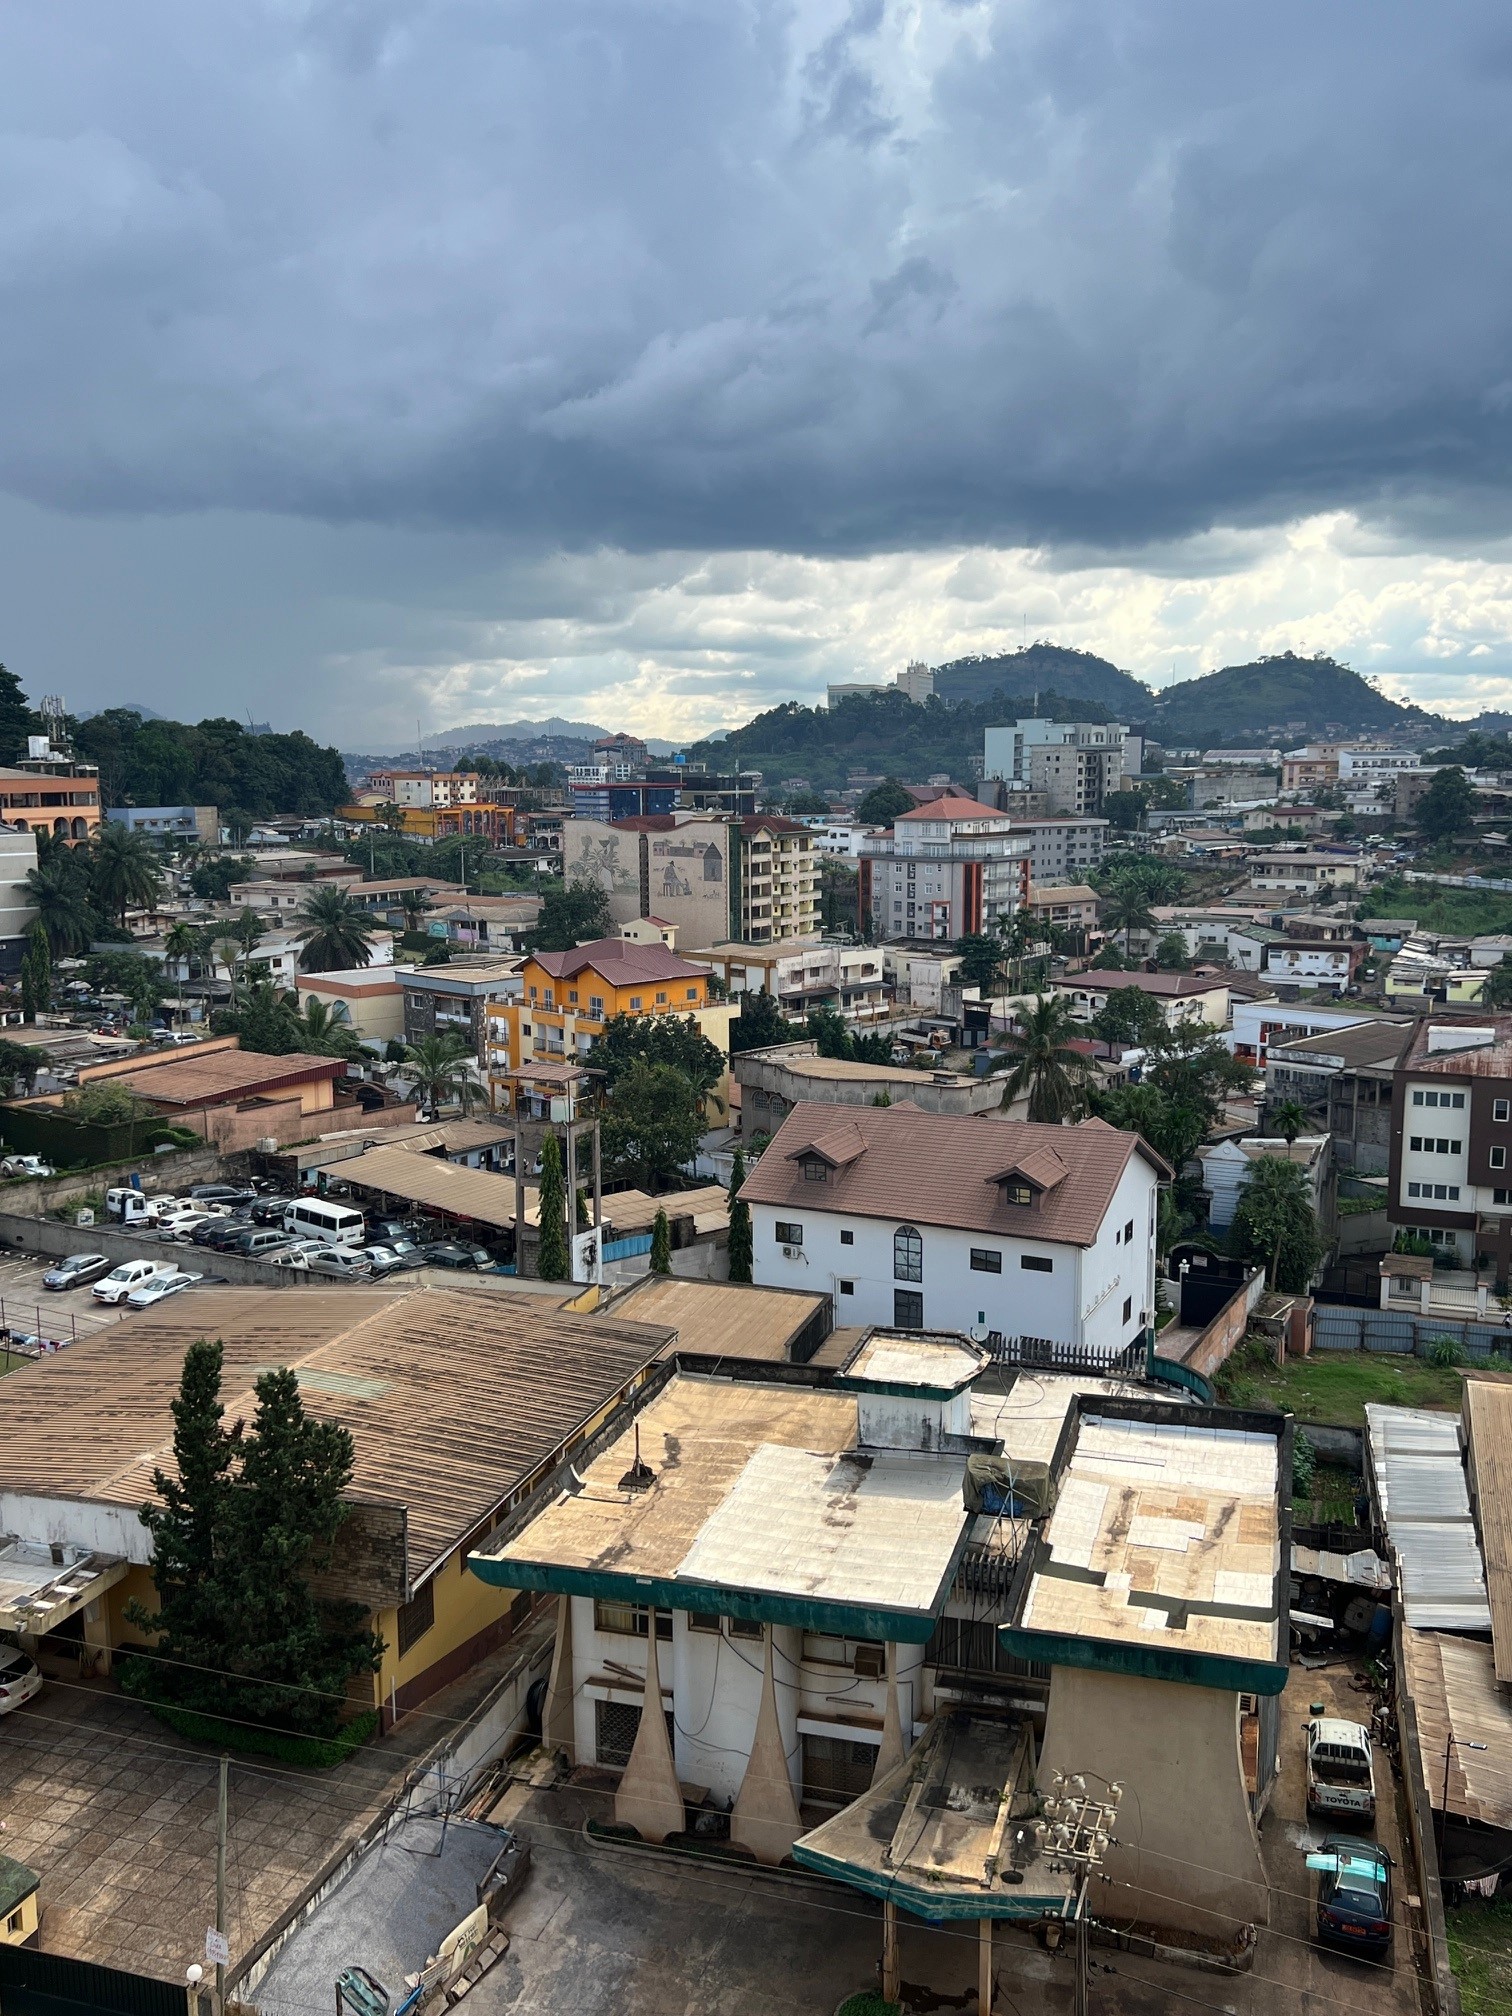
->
1304, 1717, 1376, 1824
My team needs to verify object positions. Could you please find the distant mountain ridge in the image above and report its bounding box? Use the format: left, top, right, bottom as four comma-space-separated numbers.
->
932, 644, 1153, 717
423, 716, 611, 748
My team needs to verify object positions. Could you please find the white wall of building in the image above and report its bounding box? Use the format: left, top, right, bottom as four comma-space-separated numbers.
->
751, 1151, 1157, 1351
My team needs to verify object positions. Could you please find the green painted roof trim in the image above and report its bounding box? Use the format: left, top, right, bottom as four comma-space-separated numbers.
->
0, 1852, 39, 1918
791, 1840, 1071, 1921
469, 1554, 943, 1644
998, 1624, 1287, 1697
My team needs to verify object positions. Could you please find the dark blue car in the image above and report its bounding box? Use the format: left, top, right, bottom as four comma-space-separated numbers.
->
1314, 1836, 1392, 1959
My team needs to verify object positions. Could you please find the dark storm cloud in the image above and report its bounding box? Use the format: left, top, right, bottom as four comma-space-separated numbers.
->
2, 0, 1512, 556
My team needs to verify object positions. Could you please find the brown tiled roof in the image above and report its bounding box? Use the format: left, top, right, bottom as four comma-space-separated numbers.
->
896, 796, 1009, 823
530, 937, 709, 986
740, 815, 809, 837
742, 1103, 1168, 1246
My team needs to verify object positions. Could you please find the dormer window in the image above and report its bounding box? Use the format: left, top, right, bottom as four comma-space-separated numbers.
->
1004, 1182, 1033, 1207
801, 1157, 828, 1183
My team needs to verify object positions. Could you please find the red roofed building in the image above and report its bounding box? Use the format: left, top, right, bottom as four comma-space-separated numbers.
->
859, 798, 1031, 943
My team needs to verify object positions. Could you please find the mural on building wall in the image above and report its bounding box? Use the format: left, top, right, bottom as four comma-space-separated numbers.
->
562, 823, 640, 916
647, 824, 730, 951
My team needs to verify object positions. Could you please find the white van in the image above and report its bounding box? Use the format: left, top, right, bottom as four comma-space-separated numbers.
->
283, 1198, 365, 1248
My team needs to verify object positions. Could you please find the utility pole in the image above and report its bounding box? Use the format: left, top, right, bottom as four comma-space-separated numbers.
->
215, 1754, 228, 2016
1034, 1772, 1122, 2016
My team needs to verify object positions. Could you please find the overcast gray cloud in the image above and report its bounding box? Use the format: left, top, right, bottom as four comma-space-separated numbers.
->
5, 1, 1512, 736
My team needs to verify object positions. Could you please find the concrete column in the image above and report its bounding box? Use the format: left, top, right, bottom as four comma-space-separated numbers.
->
730, 1626, 803, 1865
1379, 1273, 1391, 1311
978, 1917, 993, 2015
882, 1900, 900, 2004
1478, 1282, 1490, 1316
1421, 1278, 1434, 1314
613, 1623, 684, 1843
81, 1597, 112, 1678
541, 1596, 575, 1763
873, 1643, 907, 1783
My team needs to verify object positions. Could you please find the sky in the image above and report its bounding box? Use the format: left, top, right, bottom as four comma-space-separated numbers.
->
5, 1, 1512, 747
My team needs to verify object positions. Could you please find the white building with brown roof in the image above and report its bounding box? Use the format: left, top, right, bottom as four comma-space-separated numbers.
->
741, 1103, 1167, 1355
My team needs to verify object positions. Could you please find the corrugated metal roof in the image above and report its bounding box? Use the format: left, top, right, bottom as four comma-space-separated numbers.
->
1402, 1627, 1512, 1829
338, 1145, 523, 1229
0, 1287, 672, 1584
1364, 1403, 1491, 1632
616, 1277, 828, 1363
1463, 1377, 1512, 1680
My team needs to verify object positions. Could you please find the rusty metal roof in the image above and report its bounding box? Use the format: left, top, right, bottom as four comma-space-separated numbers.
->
0, 1287, 672, 1584
616, 1277, 829, 1362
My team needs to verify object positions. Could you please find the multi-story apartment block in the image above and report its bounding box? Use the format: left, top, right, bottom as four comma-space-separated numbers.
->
1387, 1018, 1512, 1281
1280, 747, 1341, 794
484, 938, 736, 1120
0, 743, 101, 845
738, 816, 818, 942
366, 769, 480, 810
860, 798, 1030, 942
982, 720, 1125, 816
1004, 814, 1107, 883
701, 937, 887, 1023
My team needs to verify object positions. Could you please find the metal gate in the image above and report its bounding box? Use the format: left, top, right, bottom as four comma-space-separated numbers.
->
0, 1948, 185, 2016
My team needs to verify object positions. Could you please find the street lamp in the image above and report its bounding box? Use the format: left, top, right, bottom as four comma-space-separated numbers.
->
1439, 1735, 1488, 1869
185, 1963, 204, 2016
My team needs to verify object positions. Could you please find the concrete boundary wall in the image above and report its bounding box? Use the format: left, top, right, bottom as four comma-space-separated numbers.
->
1, 1143, 226, 1217
0, 1211, 311, 1290
230, 1616, 555, 2003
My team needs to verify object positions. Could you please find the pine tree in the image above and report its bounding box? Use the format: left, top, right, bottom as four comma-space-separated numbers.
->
726, 1148, 753, 1284
650, 1207, 672, 1275
124, 1343, 382, 1738
575, 1185, 590, 1232
536, 1133, 569, 1280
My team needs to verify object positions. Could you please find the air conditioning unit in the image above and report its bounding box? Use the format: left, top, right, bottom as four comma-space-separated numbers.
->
782, 1244, 801, 1259
852, 1643, 885, 1679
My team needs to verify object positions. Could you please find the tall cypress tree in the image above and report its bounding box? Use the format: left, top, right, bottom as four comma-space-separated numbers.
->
650, 1208, 672, 1275
125, 1344, 382, 1738
726, 1148, 753, 1284
536, 1133, 569, 1281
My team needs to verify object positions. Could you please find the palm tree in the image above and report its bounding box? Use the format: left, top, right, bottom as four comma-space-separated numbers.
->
24, 859, 97, 955
233, 907, 265, 966
89, 824, 162, 927
296, 995, 362, 1059
399, 889, 432, 936
997, 993, 1094, 1123
1484, 956, 1512, 1009
1100, 879, 1158, 959
1271, 1099, 1307, 1145
294, 887, 375, 972
163, 920, 202, 980
403, 1032, 478, 1112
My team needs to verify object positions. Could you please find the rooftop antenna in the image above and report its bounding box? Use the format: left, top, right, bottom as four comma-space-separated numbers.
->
618, 1422, 656, 1493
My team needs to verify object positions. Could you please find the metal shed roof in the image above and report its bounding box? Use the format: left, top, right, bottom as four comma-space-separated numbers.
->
1364, 1403, 1491, 1632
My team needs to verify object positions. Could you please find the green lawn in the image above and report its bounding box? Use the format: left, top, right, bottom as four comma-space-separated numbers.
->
1214, 1339, 1464, 1428
1449, 1896, 1512, 2016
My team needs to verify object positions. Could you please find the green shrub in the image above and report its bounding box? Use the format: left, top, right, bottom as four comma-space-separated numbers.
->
1292, 1429, 1317, 1500
835, 1997, 902, 2016
1425, 1336, 1464, 1369
131, 1693, 378, 1769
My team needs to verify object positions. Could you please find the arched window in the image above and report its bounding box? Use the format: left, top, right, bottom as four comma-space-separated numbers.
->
893, 1225, 922, 1284
71, 818, 88, 840
52, 818, 67, 837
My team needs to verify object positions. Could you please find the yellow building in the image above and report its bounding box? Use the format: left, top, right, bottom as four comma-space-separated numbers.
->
0, 1855, 39, 1947
0, 1288, 670, 1731
298, 965, 414, 1050
486, 936, 737, 1124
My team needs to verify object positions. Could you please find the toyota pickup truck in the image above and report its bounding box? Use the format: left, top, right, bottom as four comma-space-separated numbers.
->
1304, 1717, 1376, 1824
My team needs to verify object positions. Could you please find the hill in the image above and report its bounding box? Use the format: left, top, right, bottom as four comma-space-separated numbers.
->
687, 688, 1115, 794
1147, 652, 1436, 746
423, 716, 611, 749
932, 644, 1152, 717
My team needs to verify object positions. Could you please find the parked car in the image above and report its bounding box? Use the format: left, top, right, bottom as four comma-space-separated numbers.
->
187, 1184, 257, 1205
304, 1248, 374, 1281
0, 1643, 42, 1715
153, 1199, 210, 1234
0, 1155, 55, 1180
1304, 1718, 1376, 1825
93, 1259, 174, 1304
160, 1211, 216, 1241
1313, 1836, 1393, 1958
362, 1244, 426, 1276
421, 1241, 494, 1271
126, 1270, 203, 1310
227, 1229, 295, 1259
268, 1239, 327, 1270
41, 1253, 113, 1291
192, 1218, 256, 1251
250, 1196, 296, 1226
367, 1217, 417, 1246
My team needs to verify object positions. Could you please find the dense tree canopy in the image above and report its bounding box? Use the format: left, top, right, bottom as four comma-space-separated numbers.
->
530, 878, 612, 950
585, 1012, 725, 1104
73, 709, 347, 822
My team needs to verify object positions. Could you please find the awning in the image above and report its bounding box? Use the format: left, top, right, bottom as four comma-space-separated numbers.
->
0, 1541, 128, 1635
